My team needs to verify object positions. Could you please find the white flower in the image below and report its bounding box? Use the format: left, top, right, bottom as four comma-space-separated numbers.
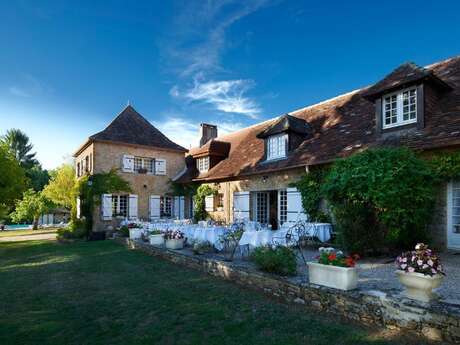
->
427, 259, 434, 267
422, 264, 428, 269
401, 264, 407, 270
417, 260, 423, 266
402, 257, 407, 263
408, 267, 415, 273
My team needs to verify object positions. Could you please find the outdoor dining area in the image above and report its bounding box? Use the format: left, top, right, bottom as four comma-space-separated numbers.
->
125, 218, 334, 253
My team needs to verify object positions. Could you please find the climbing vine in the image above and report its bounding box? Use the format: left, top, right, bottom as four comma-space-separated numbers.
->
193, 184, 217, 222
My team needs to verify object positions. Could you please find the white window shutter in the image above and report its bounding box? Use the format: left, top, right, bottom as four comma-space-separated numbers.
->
155, 159, 166, 175
76, 197, 81, 219
122, 155, 134, 173
150, 195, 161, 220
205, 195, 214, 212
128, 194, 138, 220
286, 187, 307, 223
233, 191, 249, 221
173, 196, 180, 219
101, 194, 112, 220
179, 196, 185, 219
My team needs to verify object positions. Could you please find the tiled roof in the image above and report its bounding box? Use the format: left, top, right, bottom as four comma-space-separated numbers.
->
189, 139, 231, 158
83, 105, 187, 153
177, 55, 460, 183
256, 114, 309, 138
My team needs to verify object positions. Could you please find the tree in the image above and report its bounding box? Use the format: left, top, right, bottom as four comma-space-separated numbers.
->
28, 165, 50, 191
10, 189, 52, 230
43, 164, 76, 209
1, 129, 38, 169
0, 144, 27, 222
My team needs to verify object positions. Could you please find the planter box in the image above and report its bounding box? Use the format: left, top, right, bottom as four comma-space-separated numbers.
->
307, 262, 358, 291
149, 234, 164, 246
396, 270, 444, 302
165, 238, 184, 250
129, 229, 143, 240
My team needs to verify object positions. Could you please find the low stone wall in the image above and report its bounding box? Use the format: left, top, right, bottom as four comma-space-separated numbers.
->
115, 238, 460, 343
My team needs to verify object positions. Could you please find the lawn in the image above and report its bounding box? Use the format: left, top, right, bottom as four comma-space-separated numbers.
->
0, 228, 58, 238
0, 240, 426, 345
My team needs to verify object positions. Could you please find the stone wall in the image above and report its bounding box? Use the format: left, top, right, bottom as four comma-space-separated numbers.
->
204, 167, 306, 223
116, 238, 460, 344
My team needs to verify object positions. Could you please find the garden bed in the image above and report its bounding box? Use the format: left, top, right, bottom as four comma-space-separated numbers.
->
117, 238, 460, 343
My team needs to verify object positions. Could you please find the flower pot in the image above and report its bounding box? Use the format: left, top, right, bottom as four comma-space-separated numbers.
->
129, 229, 143, 240
307, 262, 358, 291
149, 234, 164, 246
165, 238, 184, 250
395, 270, 443, 302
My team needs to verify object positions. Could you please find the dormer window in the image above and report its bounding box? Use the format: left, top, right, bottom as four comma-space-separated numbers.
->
197, 156, 210, 172
267, 134, 288, 160
382, 87, 417, 129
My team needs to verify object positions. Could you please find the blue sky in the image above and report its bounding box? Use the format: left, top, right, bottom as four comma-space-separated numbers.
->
1, 0, 459, 169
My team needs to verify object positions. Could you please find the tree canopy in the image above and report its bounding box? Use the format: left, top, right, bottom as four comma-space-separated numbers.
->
43, 164, 76, 209
10, 189, 52, 229
1, 129, 38, 169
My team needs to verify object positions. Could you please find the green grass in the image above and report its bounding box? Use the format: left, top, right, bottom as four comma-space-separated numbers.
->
0, 228, 58, 237
0, 240, 425, 345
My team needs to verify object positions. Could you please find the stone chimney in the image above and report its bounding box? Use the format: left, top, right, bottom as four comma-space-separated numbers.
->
199, 123, 218, 147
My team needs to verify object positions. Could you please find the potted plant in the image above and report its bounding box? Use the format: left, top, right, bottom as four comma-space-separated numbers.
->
149, 230, 164, 246
395, 243, 445, 302
307, 247, 359, 291
128, 223, 143, 240
164, 230, 185, 250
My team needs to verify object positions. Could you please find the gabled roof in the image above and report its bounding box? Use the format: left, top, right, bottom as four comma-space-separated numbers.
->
75, 105, 187, 156
362, 62, 452, 101
176, 55, 460, 183
256, 114, 309, 139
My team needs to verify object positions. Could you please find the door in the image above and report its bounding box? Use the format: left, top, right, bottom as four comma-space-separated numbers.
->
447, 182, 460, 250
252, 191, 270, 225
233, 191, 250, 221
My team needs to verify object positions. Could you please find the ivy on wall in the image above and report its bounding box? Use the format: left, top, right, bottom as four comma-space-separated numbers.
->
193, 184, 217, 222
295, 147, 460, 254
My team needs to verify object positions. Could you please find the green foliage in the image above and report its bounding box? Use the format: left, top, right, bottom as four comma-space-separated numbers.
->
193, 184, 217, 222
293, 168, 330, 222
57, 219, 87, 240
43, 164, 76, 209
118, 225, 129, 237
10, 189, 53, 230
76, 169, 131, 234
0, 144, 27, 220
170, 180, 198, 196
26, 165, 50, 192
323, 148, 435, 252
428, 151, 460, 181
1, 129, 38, 169
251, 246, 297, 276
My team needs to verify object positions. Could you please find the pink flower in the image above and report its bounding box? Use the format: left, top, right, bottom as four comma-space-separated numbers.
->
417, 260, 423, 266
402, 257, 407, 263
401, 264, 407, 270
408, 267, 415, 273
432, 268, 437, 274
427, 259, 434, 267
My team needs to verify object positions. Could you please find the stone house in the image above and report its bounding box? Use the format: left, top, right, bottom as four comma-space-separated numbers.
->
175, 56, 460, 251
73, 105, 189, 232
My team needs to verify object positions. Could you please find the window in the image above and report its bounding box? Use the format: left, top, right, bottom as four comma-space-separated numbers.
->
197, 156, 210, 172
279, 190, 287, 225
77, 162, 81, 177
133, 157, 154, 173
160, 196, 172, 218
383, 87, 417, 128
253, 192, 269, 224
216, 193, 224, 209
267, 134, 288, 160
85, 156, 89, 173
112, 195, 128, 217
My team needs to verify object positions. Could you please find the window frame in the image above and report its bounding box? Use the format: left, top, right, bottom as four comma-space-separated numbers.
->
112, 195, 128, 218
197, 156, 210, 173
382, 87, 418, 129
160, 196, 173, 218
266, 133, 288, 161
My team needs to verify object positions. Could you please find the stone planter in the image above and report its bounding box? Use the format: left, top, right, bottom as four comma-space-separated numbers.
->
129, 228, 143, 240
149, 234, 164, 246
307, 262, 358, 291
395, 270, 444, 302
165, 238, 185, 250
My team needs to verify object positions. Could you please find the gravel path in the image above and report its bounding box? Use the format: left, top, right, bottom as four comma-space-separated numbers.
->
0, 232, 57, 242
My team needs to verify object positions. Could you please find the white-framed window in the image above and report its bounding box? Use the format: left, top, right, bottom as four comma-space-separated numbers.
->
133, 157, 154, 173
267, 134, 288, 160
279, 190, 287, 225
382, 87, 417, 129
252, 191, 269, 224
197, 156, 210, 172
160, 196, 172, 218
112, 195, 128, 217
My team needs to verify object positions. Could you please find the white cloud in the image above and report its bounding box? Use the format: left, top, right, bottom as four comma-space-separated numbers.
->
9, 86, 31, 97
172, 79, 260, 118
152, 115, 244, 149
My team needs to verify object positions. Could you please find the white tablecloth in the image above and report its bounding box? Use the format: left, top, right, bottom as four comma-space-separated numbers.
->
239, 223, 332, 248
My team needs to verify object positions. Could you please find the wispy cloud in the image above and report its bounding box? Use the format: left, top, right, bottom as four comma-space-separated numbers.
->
9, 86, 31, 97
152, 113, 244, 149
8, 74, 51, 98
163, 0, 271, 117
171, 79, 260, 118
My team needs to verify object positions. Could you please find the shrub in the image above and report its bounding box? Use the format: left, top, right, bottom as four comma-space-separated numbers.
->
57, 219, 87, 240
323, 148, 435, 253
251, 246, 297, 276
118, 225, 129, 237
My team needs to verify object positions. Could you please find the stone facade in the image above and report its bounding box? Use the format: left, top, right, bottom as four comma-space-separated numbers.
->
75, 141, 186, 231
204, 167, 306, 224
117, 238, 460, 344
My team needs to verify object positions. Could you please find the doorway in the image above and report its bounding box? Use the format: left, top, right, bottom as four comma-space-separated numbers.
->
251, 190, 279, 230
